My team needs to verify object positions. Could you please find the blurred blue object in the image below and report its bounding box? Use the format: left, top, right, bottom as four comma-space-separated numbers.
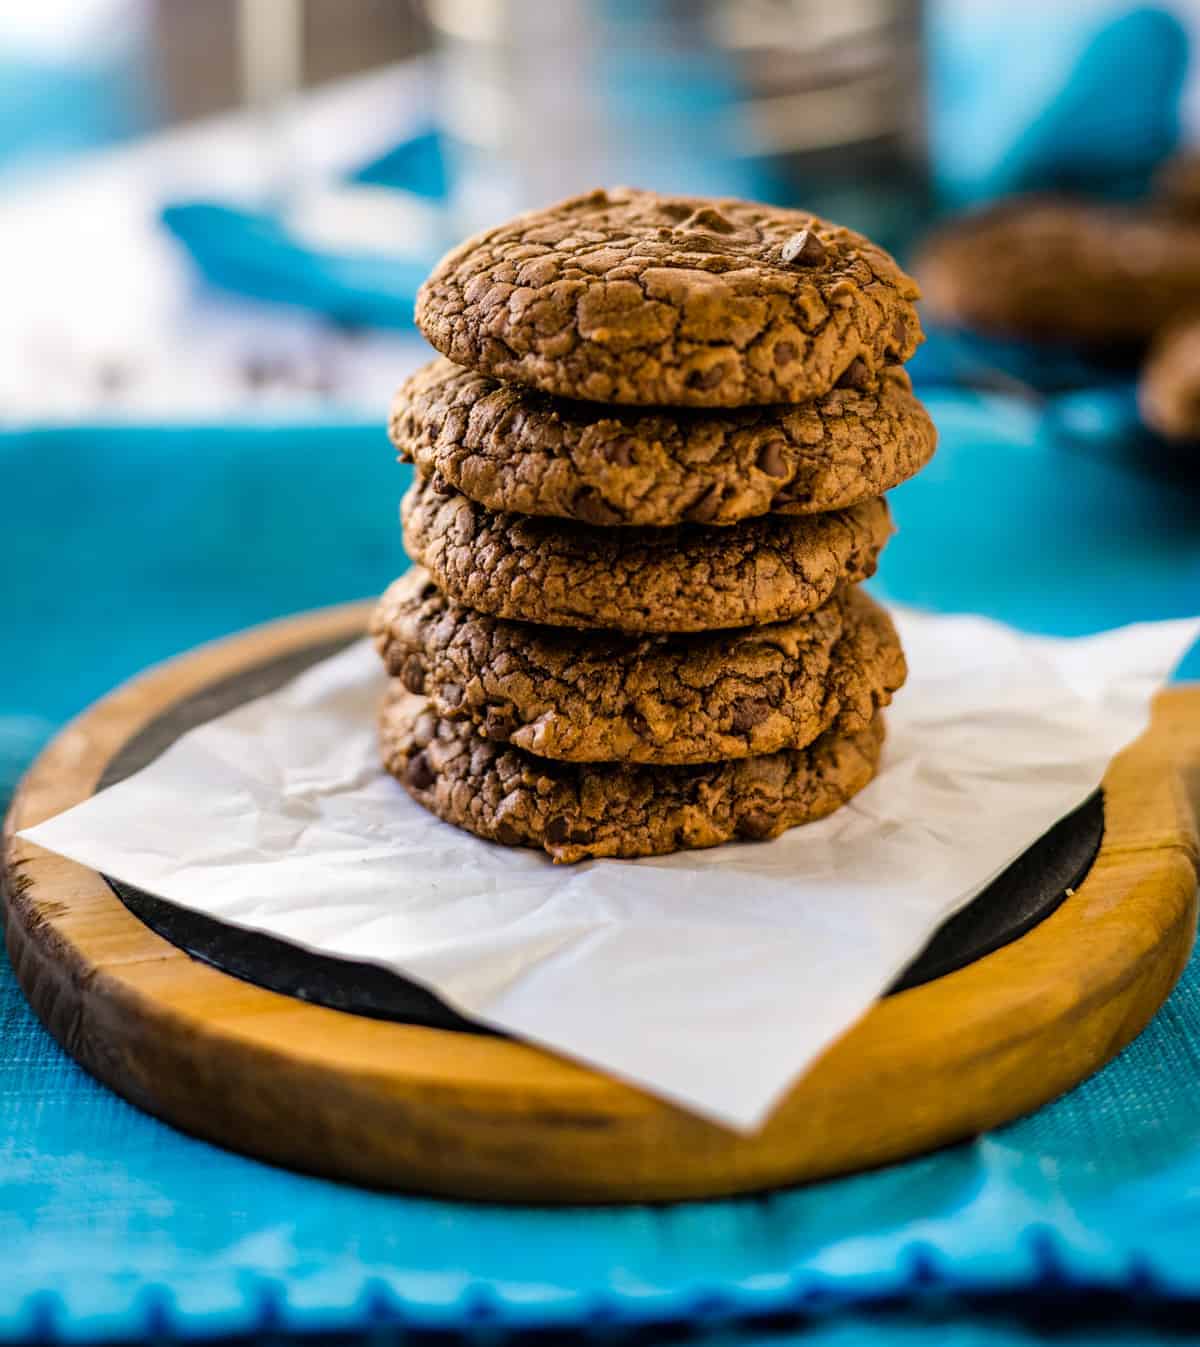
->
0, 55, 154, 176
160, 127, 458, 327
160, 201, 433, 328
1, 394, 1199, 1340
992, 7, 1188, 199
929, 3, 1188, 204
348, 126, 448, 199
0, 9, 157, 179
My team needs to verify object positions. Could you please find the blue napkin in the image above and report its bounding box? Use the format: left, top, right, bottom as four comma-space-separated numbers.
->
350, 127, 448, 200
160, 200, 434, 330
929, 4, 1187, 205
4, 921, 1200, 1342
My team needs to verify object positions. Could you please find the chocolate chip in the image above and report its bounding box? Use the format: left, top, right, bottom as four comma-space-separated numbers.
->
730, 698, 771, 733
773, 340, 798, 367
891, 315, 908, 349
604, 437, 636, 467
430, 471, 454, 496
440, 681, 464, 709
685, 364, 725, 391
756, 440, 787, 478
563, 187, 611, 210
738, 809, 776, 841
483, 705, 517, 740
688, 483, 723, 522
400, 654, 426, 694
494, 819, 521, 846
836, 358, 871, 391
780, 229, 826, 265
544, 815, 572, 843
658, 200, 694, 222
771, 479, 809, 507
576, 491, 623, 526
682, 206, 736, 234
412, 710, 437, 748
405, 750, 436, 791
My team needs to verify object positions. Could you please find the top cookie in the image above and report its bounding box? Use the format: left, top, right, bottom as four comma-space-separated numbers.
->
414, 187, 922, 407
917, 196, 1200, 343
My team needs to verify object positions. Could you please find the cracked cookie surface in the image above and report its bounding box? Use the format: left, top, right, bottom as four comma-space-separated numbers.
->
380, 687, 885, 862
415, 187, 922, 407
373, 568, 905, 764
918, 196, 1200, 342
401, 475, 892, 633
391, 357, 936, 526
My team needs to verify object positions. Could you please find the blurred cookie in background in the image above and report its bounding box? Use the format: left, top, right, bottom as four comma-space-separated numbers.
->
1139, 319, 1200, 441
1154, 152, 1200, 216
916, 197, 1200, 345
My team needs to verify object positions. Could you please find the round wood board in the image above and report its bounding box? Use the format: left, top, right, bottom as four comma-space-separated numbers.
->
3, 604, 1199, 1204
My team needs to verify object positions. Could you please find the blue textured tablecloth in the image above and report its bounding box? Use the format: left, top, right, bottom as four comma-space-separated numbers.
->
2, 388, 1200, 1343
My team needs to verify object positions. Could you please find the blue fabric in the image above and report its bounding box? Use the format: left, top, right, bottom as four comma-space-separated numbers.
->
350, 128, 448, 201
160, 203, 434, 330
928, 4, 1187, 205
0, 44, 157, 180
2, 394, 1200, 1342
160, 132, 449, 326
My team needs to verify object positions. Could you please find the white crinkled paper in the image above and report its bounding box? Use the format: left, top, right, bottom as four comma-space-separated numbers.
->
21, 607, 1200, 1131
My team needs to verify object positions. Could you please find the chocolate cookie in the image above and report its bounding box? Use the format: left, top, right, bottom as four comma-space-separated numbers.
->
1139, 319, 1200, 439
401, 475, 892, 633
381, 688, 885, 862
414, 187, 922, 407
917, 197, 1200, 342
390, 357, 936, 527
373, 568, 905, 764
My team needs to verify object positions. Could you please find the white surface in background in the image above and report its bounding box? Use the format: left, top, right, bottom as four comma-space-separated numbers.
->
0, 0, 142, 53
0, 62, 433, 423
22, 608, 1200, 1131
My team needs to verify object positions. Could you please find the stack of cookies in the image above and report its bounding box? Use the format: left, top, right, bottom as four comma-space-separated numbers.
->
371, 188, 935, 862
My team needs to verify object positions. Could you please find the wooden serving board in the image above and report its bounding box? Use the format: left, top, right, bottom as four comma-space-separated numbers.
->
3, 603, 1199, 1203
